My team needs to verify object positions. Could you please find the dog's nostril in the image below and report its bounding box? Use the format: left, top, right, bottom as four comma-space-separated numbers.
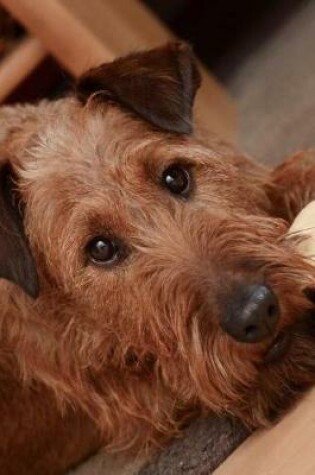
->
267, 304, 277, 318
304, 287, 315, 304
244, 325, 257, 337
221, 284, 280, 344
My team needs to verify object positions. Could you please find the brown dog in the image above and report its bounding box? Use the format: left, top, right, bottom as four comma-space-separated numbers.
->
0, 43, 315, 473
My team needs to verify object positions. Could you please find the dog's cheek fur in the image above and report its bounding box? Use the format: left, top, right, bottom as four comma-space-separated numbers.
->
19, 207, 314, 449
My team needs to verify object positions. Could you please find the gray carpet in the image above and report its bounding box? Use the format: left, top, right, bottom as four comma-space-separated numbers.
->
70, 416, 249, 475
139, 416, 249, 475
227, 0, 315, 166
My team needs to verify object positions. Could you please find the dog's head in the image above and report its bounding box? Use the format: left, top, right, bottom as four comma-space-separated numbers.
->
0, 43, 314, 449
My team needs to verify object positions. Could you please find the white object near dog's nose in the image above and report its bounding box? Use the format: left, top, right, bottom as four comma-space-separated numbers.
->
289, 200, 315, 263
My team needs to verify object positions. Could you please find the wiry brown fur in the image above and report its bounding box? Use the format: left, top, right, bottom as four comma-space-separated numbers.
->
0, 44, 315, 472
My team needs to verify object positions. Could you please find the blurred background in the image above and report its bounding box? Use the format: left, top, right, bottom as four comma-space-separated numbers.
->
0, 0, 314, 165
146, 0, 315, 165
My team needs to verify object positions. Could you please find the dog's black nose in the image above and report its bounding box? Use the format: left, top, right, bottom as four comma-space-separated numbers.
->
221, 285, 279, 343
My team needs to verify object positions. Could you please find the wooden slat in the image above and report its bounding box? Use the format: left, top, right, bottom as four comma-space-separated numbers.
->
214, 388, 315, 475
0, 36, 46, 102
0, 0, 237, 142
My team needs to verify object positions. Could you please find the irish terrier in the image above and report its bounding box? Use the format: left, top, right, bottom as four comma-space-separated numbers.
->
0, 42, 315, 473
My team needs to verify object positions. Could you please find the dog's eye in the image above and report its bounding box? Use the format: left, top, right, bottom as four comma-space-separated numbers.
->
162, 165, 191, 197
86, 236, 120, 266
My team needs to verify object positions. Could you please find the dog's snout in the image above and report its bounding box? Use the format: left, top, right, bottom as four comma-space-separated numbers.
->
221, 285, 279, 343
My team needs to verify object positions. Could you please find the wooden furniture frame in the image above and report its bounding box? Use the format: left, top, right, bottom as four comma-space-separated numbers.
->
0, 36, 46, 102
0, 0, 236, 142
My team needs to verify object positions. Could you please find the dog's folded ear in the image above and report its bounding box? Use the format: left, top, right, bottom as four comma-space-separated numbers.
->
0, 163, 39, 298
76, 42, 201, 134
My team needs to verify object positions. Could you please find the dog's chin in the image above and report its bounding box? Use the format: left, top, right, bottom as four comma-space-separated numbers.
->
240, 312, 315, 428
264, 332, 292, 364
264, 311, 315, 367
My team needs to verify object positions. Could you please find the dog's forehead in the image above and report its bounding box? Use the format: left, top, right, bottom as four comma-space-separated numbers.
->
19, 98, 249, 220
64, 103, 198, 167
29, 99, 220, 184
